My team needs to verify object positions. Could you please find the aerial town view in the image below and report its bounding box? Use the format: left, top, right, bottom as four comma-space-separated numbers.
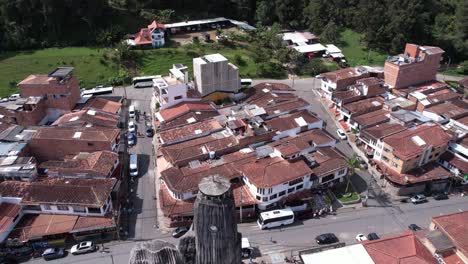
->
0, 1, 467, 264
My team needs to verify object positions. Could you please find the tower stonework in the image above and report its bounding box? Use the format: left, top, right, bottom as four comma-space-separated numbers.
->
193, 175, 241, 264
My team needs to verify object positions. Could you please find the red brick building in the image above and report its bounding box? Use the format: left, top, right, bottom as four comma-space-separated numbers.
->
384, 44, 444, 89
0, 97, 47, 126
18, 67, 81, 111
28, 127, 120, 162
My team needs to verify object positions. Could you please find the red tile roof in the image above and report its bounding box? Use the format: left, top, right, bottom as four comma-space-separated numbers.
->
342, 97, 384, 115
0, 178, 116, 207
353, 109, 390, 128
159, 101, 217, 121
10, 214, 78, 242
71, 216, 116, 233
253, 82, 295, 92
52, 109, 119, 128
264, 98, 310, 116
360, 123, 407, 140
363, 231, 438, 264
241, 157, 312, 188
432, 211, 468, 258
159, 119, 223, 144
307, 147, 348, 176
376, 161, 451, 185
134, 20, 165, 45
265, 110, 320, 131
319, 67, 365, 83
269, 129, 336, 157
425, 100, 468, 119
18, 75, 54, 85
82, 97, 122, 114
440, 152, 468, 174
0, 202, 21, 234
39, 151, 119, 178
383, 124, 452, 160
32, 126, 120, 142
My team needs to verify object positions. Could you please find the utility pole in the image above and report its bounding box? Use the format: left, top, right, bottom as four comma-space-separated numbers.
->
240, 189, 243, 224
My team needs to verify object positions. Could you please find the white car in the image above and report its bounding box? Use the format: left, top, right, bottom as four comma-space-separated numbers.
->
8, 94, 20, 101
128, 121, 136, 133
70, 241, 96, 255
336, 129, 347, 140
410, 194, 427, 204
356, 234, 368, 242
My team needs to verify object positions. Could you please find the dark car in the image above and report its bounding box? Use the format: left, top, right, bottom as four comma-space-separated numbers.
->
172, 226, 189, 238
408, 224, 422, 231
433, 193, 448, 200
42, 248, 65, 261
367, 233, 380, 240
145, 125, 154, 137
127, 132, 136, 146
315, 233, 339, 245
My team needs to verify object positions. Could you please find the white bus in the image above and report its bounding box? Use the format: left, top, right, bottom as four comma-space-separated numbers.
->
257, 207, 295, 230
240, 78, 252, 88
132, 75, 160, 88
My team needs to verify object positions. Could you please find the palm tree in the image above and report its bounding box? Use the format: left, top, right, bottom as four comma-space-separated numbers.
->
345, 154, 360, 193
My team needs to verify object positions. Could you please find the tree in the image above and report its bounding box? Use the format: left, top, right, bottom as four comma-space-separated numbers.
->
345, 154, 360, 193
275, 0, 304, 29
320, 21, 339, 43
255, 0, 276, 26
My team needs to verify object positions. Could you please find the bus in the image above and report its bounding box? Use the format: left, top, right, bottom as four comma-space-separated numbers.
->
132, 75, 160, 88
81, 86, 113, 96
257, 207, 295, 230
240, 78, 252, 88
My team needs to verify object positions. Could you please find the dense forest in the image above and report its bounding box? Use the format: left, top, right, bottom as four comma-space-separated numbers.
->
0, 0, 467, 61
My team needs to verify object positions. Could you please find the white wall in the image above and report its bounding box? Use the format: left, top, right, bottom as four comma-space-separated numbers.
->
320, 79, 336, 99
272, 120, 324, 141
22, 197, 112, 217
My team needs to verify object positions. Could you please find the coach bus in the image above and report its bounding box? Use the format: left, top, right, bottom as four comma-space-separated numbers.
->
132, 75, 160, 88
257, 207, 295, 230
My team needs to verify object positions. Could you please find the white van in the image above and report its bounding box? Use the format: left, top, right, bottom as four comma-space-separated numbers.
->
129, 105, 136, 118
129, 154, 138, 177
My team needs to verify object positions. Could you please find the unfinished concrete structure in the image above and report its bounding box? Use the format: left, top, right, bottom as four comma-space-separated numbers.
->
193, 54, 240, 97
129, 240, 184, 264
193, 175, 241, 264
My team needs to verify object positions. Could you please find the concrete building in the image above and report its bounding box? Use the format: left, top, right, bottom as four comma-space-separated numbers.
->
384, 44, 444, 89
193, 54, 240, 99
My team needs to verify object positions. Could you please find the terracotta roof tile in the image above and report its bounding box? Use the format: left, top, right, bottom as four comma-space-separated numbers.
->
342, 97, 384, 115
432, 211, 468, 258
319, 67, 364, 83
265, 110, 320, 131
307, 147, 348, 176
39, 151, 119, 178
269, 129, 336, 157
241, 157, 312, 188
52, 109, 119, 128
376, 161, 451, 185
253, 82, 295, 92
383, 124, 451, 160
9, 214, 78, 242
363, 231, 438, 264
353, 109, 390, 128
83, 98, 122, 114
159, 101, 216, 121
264, 98, 310, 116
159, 119, 223, 144
0, 178, 116, 207
0, 203, 21, 234
360, 123, 407, 140
32, 126, 120, 142
72, 216, 115, 233
425, 100, 468, 119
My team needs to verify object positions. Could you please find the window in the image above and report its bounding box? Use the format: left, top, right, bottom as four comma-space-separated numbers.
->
57, 205, 69, 211
279, 191, 286, 197
270, 194, 277, 200
42, 204, 51, 210
289, 178, 303, 186
23, 205, 41, 211
322, 174, 334, 183
73, 206, 86, 213
394, 155, 400, 161
382, 156, 390, 162
296, 184, 303, 191
13, 214, 19, 223
391, 162, 398, 168
192, 191, 198, 195
384, 148, 390, 153
262, 197, 268, 202
288, 188, 295, 193
88, 207, 101, 214
87, 142, 94, 146
174, 95, 183, 100
338, 169, 346, 175
256, 195, 261, 201
268, 188, 273, 194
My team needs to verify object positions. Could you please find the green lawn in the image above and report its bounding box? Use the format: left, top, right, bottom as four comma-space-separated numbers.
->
0, 47, 118, 97
438, 67, 468, 77
138, 43, 262, 78
334, 183, 360, 203
338, 29, 388, 67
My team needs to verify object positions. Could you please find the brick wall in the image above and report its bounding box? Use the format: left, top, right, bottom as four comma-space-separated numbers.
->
16, 100, 47, 126
19, 76, 80, 111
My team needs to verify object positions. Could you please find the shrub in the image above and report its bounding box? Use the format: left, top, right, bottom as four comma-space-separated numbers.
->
8, 80, 17, 88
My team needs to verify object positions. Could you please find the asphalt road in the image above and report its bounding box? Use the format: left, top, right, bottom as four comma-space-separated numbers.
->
26, 81, 468, 264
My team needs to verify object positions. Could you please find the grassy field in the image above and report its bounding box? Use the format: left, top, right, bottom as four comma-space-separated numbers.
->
138, 43, 261, 78
338, 29, 388, 67
334, 183, 360, 203
0, 47, 118, 98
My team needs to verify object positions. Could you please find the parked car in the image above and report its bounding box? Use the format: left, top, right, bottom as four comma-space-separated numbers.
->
367, 233, 380, 240
128, 121, 136, 133
145, 123, 154, 137
357, 157, 368, 169
316, 233, 339, 245
0, 98, 9, 103
408, 224, 422, 231
70, 241, 96, 255
355, 234, 368, 242
127, 133, 136, 146
336, 129, 347, 140
410, 194, 427, 204
172, 226, 189, 238
433, 192, 448, 200
8, 94, 20, 101
42, 248, 65, 261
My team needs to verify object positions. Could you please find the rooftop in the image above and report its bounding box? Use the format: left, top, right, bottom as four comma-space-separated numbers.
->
32, 126, 120, 142
342, 97, 384, 115
425, 100, 468, 120
39, 151, 119, 178
377, 161, 451, 185
301, 244, 375, 264
159, 118, 223, 144
200, 53, 228, 63
241, 157, 312, 188
48, 67, 74, 79
82, 97, 122, 114
0, 178, 116, 207
269, 129, 336, 157
363, 231, 438, 264
265, 110, 320, 131
307, 147, 348, 176
383, 124, 451, 160
353, 109, 390, 128
360, 123, 407, 140
52, 109, 119, 128
384, 97, 416, 110
432, 211, 468, 258
0, 202, 21, 235
158, 101, 216, 121
319, 67, 368, 83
